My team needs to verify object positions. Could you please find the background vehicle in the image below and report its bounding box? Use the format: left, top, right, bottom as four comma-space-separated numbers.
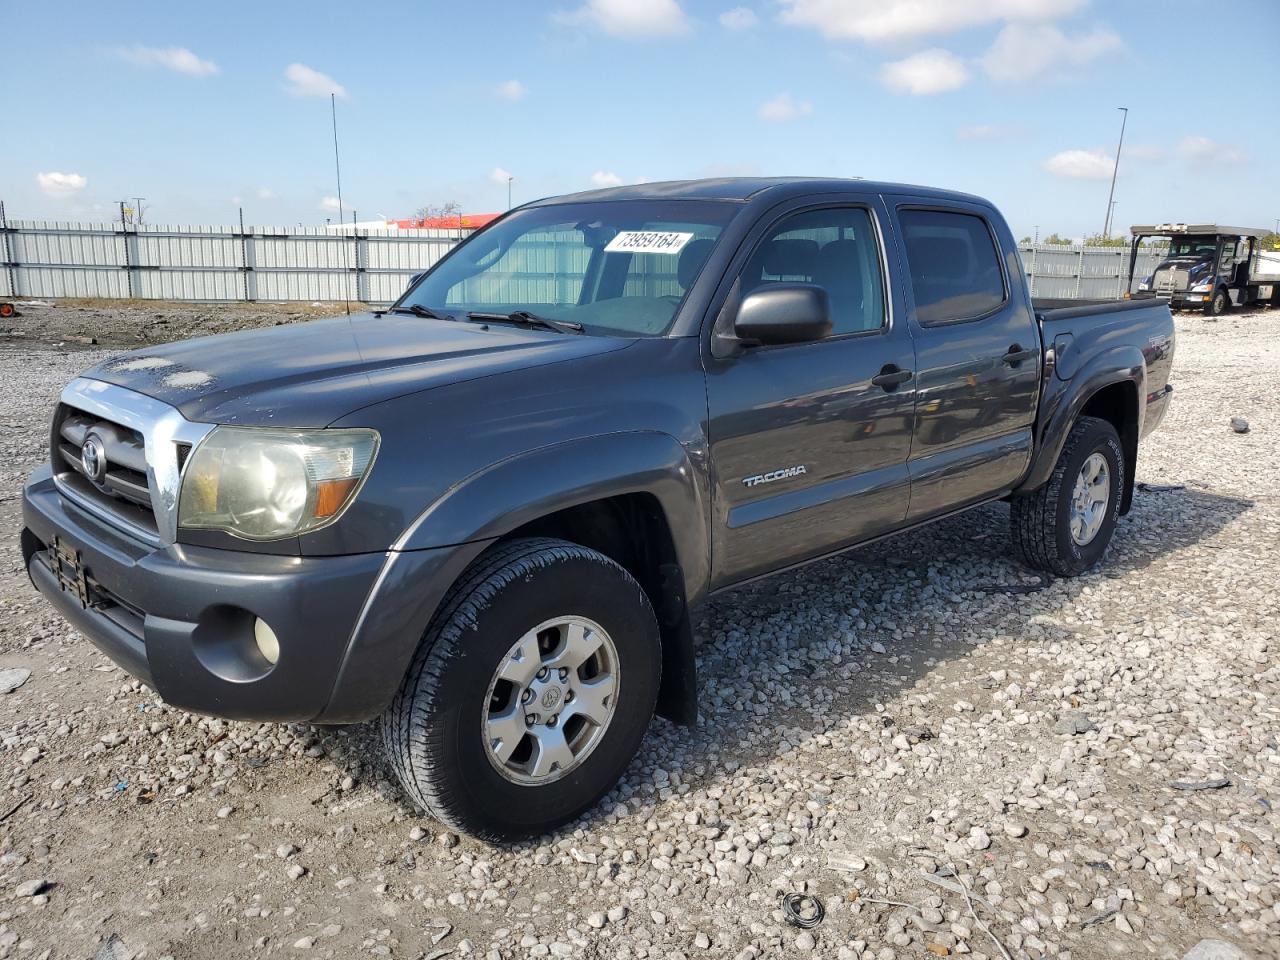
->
22, 178, 1175, 841
1129, 222, 1280, 315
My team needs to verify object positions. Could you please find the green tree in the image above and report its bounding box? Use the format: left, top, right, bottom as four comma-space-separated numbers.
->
1084, 233, 1128, 247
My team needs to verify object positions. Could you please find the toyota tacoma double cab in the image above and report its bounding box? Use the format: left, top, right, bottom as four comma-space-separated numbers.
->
22, 178, 1175, 840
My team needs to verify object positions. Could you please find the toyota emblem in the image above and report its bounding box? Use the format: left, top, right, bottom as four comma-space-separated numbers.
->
81, 435, 107, 483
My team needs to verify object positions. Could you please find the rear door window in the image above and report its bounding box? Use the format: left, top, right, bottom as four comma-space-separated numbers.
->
899, 209, 1006, 325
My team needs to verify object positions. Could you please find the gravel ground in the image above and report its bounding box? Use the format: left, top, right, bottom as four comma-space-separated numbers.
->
0, 302, 1275, 960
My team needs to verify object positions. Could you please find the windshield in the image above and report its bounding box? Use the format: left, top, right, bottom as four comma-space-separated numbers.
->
1166, 236, 1218, 259
397, 200, 738, 336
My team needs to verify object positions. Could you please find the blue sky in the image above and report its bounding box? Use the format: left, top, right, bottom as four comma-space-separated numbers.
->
3, 0, 1278, 239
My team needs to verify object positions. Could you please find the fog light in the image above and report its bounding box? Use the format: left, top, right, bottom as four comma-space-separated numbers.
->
254, 618, 280, 665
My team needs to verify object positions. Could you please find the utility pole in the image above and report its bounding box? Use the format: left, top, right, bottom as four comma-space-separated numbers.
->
117, 201, 128, 225
507, 175, 513, 211
1102, 106, 1128, 238
131, 197, 146, 225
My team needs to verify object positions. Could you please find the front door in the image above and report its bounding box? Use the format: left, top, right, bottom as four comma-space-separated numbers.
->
705, 200, 917, 587
889, 201, 1041, 521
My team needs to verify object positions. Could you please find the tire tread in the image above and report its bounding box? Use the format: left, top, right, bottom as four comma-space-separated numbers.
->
1010, 415, 1121, 577
381, 537, 653, 840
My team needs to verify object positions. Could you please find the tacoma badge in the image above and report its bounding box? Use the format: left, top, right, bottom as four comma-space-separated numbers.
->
742, 465, 807, 488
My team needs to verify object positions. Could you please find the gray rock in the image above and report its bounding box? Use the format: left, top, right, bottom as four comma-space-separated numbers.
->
1183, 940, 1250, 960
14, 878, 50, 898
1053, 710, 1096, 735
1230, 417, 1250, 434
0, 668, 31, 694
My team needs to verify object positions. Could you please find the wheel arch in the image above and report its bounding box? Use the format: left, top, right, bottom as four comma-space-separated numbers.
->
322, 431, 710, 727
1018, 347, 1145, 514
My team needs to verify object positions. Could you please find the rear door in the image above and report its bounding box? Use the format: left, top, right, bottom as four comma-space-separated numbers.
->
889, 200, 1041, 521
704, 195, 917, 587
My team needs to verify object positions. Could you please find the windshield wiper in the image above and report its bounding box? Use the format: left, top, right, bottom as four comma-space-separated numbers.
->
388, 304, 454, 321
466, 310, 584, 334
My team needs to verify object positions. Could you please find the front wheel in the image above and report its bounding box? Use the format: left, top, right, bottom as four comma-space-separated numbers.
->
381, 537, 661, 841
1204, 287, 1229, 316
1010, 416, 1124, 577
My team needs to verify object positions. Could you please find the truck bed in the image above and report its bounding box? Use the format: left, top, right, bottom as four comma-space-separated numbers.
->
1032, 297, 1154, 319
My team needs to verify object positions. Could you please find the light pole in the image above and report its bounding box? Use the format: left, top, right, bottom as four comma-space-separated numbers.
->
507, 176, 513, 211
1103, 106, 1128, 238
132, 197, 146, 225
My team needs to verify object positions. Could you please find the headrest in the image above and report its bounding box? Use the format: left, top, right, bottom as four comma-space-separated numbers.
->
763, 238, 819, 278
909, 236, 971, 281
815, 239, 862, 281
677, 238, 715, 289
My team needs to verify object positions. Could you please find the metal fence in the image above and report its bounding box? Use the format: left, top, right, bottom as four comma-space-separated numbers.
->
0, 219, 469, 305
0, 216, 1170, 305
1018, 243, 1167, 300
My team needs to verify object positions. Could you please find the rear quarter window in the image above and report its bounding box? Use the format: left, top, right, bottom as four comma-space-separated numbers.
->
899, 209, 1006, 325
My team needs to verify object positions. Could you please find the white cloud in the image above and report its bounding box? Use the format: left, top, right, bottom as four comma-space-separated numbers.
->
758, 92, 813, 122
36, 171, 88, 198
980, 24, 1121, 83
720, 6, 758, 29
778, 0, 1084, 42
495, 79, 528, 102
880, 49, 969, 95
256, 187, 275, 200
1178, 135, 1244, 165
118, 45, 219, 76
590, 171, 624, 187
1044, 148, 1114, 179
284, 63, 347, 98
320, 196, 343, 212
556, 0, 690, 37
490, 167, 514, 185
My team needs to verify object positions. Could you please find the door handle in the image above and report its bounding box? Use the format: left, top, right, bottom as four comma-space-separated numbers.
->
871, 365, 913, 390
1003, 345, 1037, 366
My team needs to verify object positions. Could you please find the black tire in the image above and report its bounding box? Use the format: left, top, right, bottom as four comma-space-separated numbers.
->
381, 537, 661, 842
1010, 416, 1124, 577
1204, 287, 1229, 316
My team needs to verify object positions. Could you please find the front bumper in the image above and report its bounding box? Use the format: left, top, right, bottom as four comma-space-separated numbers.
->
1132, 290, 1208, 306
22, 466, 484, 723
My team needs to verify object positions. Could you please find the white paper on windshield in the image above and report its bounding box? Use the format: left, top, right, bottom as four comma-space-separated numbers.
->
604, 231, 695, 255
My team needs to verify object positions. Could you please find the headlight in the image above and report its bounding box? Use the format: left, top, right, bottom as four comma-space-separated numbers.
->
1191, 281, 1212, 291
178, 427, 378, 540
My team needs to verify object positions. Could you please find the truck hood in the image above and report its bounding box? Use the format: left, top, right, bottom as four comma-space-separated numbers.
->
83, 312, 633, 426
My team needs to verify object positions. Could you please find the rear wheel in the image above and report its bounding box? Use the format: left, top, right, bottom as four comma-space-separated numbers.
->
1204, 287, 1229, 316
1010, 416, 1124, 577
381, 537, 661, 841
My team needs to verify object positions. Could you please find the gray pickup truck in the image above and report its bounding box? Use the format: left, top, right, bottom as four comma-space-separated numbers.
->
22, 178, 1175, 840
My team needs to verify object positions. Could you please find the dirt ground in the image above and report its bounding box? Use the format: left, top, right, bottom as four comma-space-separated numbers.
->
0, 300, 1275, 960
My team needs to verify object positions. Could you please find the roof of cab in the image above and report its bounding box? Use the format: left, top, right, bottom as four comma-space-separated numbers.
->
525, 177, 990, 207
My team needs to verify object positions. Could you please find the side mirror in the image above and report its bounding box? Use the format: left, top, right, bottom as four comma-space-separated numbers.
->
734, 283, 832, 346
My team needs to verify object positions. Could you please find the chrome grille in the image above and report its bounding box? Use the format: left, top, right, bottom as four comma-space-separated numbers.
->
51, 379, 216, 546
52, 404, 160, 539
1153, 266, 1189, 293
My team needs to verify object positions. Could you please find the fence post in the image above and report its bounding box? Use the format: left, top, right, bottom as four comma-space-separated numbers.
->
0, 201, 17, 299
355, 229, 369, 304
244, 231, 258, 301
1074, 248, 1084, 299
1028, 244, 1038, 298
119, 221, 138, 298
